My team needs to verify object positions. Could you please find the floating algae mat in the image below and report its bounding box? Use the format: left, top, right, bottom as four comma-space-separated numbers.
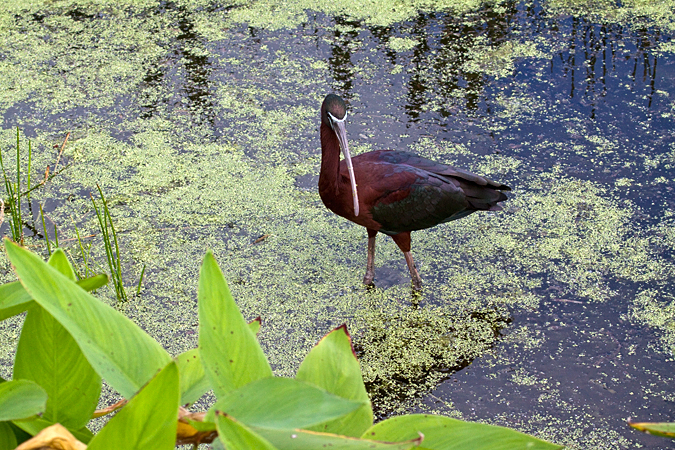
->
1, 0, 675, 448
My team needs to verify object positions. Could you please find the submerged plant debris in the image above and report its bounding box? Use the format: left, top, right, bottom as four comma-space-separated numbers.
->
1, 0, 674, 448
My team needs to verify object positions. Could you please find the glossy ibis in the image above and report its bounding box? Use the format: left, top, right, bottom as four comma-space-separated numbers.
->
319, 94, 511, 290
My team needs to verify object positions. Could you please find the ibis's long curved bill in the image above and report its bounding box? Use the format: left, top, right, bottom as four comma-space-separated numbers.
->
332, 120, 360, 216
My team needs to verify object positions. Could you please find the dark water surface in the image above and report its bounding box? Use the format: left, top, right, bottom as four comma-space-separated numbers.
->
1, 1, 674, 448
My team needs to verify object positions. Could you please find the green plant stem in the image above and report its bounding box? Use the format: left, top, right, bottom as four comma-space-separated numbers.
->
136, 265, 146, 296
26, 139, 31, 203
91, 186, 127, 302
15, 128, 21, 244
20, 163, 72, 198
73, 218, 91, 278
1, 131, 23, 244
39, 203, 52, 256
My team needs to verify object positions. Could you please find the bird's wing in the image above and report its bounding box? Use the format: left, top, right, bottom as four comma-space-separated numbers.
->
359, 163, 469, 234
361, 150, 511, 191
352, 151, 509, 234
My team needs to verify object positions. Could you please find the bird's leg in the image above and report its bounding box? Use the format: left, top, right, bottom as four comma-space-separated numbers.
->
391, 232, 422, 290
363, 228, 377, 286
403, 252, 422, 291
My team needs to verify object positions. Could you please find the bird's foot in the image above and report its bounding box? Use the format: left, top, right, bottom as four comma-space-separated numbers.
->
363, 273, 375, 287
411, 276, 422, 292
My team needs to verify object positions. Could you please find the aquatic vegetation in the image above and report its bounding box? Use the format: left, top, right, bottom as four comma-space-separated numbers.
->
0, 129, 28, 244
0, 242, 562, 449
0, 0, 674, 447
91, 185, 128, 302
356, 301, 510, 416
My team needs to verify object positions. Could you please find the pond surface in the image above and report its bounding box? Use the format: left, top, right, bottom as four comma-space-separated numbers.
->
1, 1, 674, 448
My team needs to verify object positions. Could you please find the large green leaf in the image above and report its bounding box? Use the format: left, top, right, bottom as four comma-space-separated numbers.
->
215, 412, 278, 450
47, 249, 77, 281
0, 380, 46, 421
175, 348, 210, 405
12, 250, 101, 430
198, 251, 272, 397
7, 422, 30, 444
76, 274, 109, 292
175, 317, 262, 405
4, 239, 171, 399
296, 324, 373, 436
12, 418, 94, 443
0, 274, 108, 322
0, 422, 17, 450
0, 249, 106, 322
206, 377, 363, 429
0, 281, 32, 321
14, 305, 101, 430
248, 316, 262, 335
212, 411, 420, 450
252, 426, 422, 450
363, 414, 563, 450
628, 421, 675, 439
87, 361, 179, 450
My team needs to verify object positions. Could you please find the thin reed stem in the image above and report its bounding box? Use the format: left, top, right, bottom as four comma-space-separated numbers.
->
72, 217, 91, 277
39, 203, 52, 256
136, 264, 146, 296
91, 186, 127, 302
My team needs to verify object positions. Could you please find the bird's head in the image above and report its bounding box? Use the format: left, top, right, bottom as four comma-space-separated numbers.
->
321, 94, 359, 216
321, 94, 347, 129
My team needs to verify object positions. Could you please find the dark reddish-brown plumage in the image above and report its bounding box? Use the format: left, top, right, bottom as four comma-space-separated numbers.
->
319, 94, 510, 290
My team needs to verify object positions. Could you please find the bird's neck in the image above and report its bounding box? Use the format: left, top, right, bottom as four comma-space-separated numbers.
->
319, 123, 342, 197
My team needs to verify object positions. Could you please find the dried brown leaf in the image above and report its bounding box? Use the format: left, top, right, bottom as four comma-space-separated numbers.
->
15, 423, 87, 450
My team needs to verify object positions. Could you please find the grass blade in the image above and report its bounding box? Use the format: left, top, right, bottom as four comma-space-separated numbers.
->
136, 264, 145, 296
91, 186, 127, 302
39, 204, 52, 257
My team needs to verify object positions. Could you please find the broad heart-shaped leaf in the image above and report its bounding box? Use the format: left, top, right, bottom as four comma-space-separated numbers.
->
363, 414, 563, 450
5, 239, 171, 399
198, 251, 272, 397
175, 349, 210, 405
0, 422, 17, 450
628, 420, 675, 439
12, 250, 101, 430
215, 412, 278, 450
14, 305, 101, 430
250, 426, 422, 450
0, 380, 46, 421
296, 324, 373, 437
87, 361, 179, 450
206, 377, 363, 430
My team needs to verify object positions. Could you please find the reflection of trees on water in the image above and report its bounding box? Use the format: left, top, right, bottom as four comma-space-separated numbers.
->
327, 16, 361, 100
553, 18, 660, 119
354, 2, 666, 122
139, 3, 215, 127
363, 3, 516, 121
432, 3, 515, 116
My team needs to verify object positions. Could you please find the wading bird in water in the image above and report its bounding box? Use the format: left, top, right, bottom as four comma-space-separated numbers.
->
319, 94, 510, 290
